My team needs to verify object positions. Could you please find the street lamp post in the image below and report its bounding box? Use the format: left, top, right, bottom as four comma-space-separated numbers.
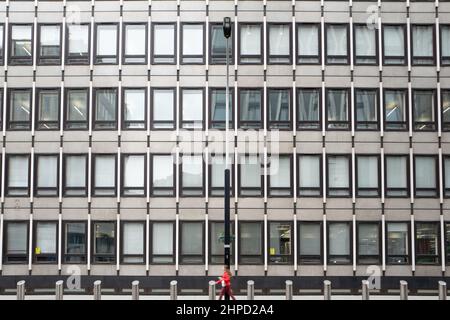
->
223, 17, 232, 301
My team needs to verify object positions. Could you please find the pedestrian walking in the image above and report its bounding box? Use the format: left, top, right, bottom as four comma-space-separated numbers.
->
216, 266, 236, 300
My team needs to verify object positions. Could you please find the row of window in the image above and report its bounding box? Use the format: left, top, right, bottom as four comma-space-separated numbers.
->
1, 22, 450, 66
1, 87, 449, 131
1, 153, 448, 198
3, 220, 449, 266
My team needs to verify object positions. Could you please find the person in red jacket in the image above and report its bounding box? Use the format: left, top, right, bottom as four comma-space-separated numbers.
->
216, 266, 236, 300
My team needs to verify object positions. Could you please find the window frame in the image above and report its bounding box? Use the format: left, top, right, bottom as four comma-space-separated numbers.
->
355, 88, 379, 131
296, 87, 322, 131
33, 220, 58, 264
411, 24, 436, 66
297, 153, 323, 197
267, 87, 292, 130
384, 154, 410, 198
296, 23, 321, 65
62, 221, 87, 264
180, 87, 205, 130
179, 153, 205, 197
297, 221, 323, 265
326, 154, 352, 198
356, 221, 382, 265
64, 87, 89, 130
208, 221, 235, 265
93, 87, 118, 130
122, 22, 148, 65
355, 154, 381, 198
327, 221, 353, 265
34, 153, 60, 197
179, 221, 205, 265
440, 24, 450, 66
238, 22, 263, 65
36, 87, 61, 131
150, 153, 175, 197
385, 221, 411, 265
180, 22, 205, 65
412, 89, 437, 132
238, 87, 263, 129
267, 23, 292, 65
7, 88, 32, 131
267, 221, 294, 265
9, 23, 33, 66
353, 23, 379, 66
415, 221, 441, 265
91, 221, 117, 264
326, 88, 351, 130
268, 154, 293, 197
238, 221, 264, 265
208, 87, 234, 130
0, 23, 4, 65
150, 221, 176, 265
444, 155, 450, 198
383, 88, 409, 131
120, 220, 146, 265
208, 154, 235, 197
92, 153, 117, 197
325, 23, 350, 65
37, 23, 62, 65
382, 24, 407, 66
3, 221, 29, 264
151, 22, 177, 65
121, 87, 147, 131
65, 23, 91, 65
63, 153, 88, 197
121, 153, 147, 197
209, 22, 234, 65
94, 23, 119, 65
238, 154, 264, 197
413, 154, 439, 198
6, 154, 30, 197
441, 89, 450, 131
150, 87, 176, 130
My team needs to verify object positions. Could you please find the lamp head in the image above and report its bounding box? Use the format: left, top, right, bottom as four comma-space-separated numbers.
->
223, 17, 232, 39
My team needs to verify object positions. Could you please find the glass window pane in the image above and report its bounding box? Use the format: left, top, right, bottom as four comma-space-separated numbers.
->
211, 24, 232, 64
387, 223, 409, 264
11, 25, 32, 57
67, 89, 88, 125
8, 156, 29, 189
412, 25, 433, 60
94, 155, 115, 192
269, 222, 292, 263
442, 26, 450, 59
182, 89, 203, 128
36, 222, 57, 254
96, 25, 117, 56
355, 25, 376, 63
239, 89, 261, 127
39, 25, 60, 57
182, 155, 203, 188
358, 223, 380, 262
299, 223, 321, 258
269, 24, 290, 63
240, 223, 262, 257
356, 89, 377, 129
152, 89, 174, 128
385, 90, 406, 128
124, 155, 145, 194
297, 88, 320, 129
211, 89, 232, 129
95, 89, 117, 127
415, 157, 436, 196
240, 24, 261, 63
152, 223, 173, 258
386, 156, 408, 196
413, 90, 435, 130
240, 155, 261, 189
38, 90, 59, 128
124, 89, 145, 128
181, 223, 203, 257
182, 24, 203, 59
297, 24, 319, 63
125, 24, 146, 56
327, 89, 349, 129
65, 155, 86, 194
10, 90, 31, 126
94, 222, 115, 257
299, 155, 321, 196
68, 24, 89, 56
270, 156, 291, 190
384, 25, 405, 64
123, 223, 144, 258
7, 223, 27, 255
328, 156, 349, 195
416, 223, 439, 264
154, 24, 175, 56
37, 155, 58, 191
64, 223, 86, 256
327, 25, 347, 63
269, 89, 290, 128
357, 156, 378, 196
328, 223, 350, 263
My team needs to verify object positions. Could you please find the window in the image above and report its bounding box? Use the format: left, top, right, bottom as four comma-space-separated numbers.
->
64, 155, 87, 196
66, 24, 90, 64
326, 24, 348, 64
239, 222, 263, 264
268, 222, 292, 264
181, 23, 204, 64
37, 89, 60, 130
384, 89, 407, 130
63, 222, 86, 263
412, 25, 434, 65
210, 222, 234, 264
123, 88, 146, 130
297, 24, 320, 64
38, 24, 61, 65
151, 222, 174, 264
210, 88, 233, 129
413, 90, 436, 131
65, 88, 88, 130
4, 222, 28, 263
7, 155, 29, 196
10, 24, 33, 65
326, 89, 349, 130
95, 24, 118, 64
152, 23, 176, 64
268, 88, 291, 130
356, 155, 379, 197
298, 222, 322, 264
122, 222, 145, 264
123, 24, 146, 64
354, 24, 377, 64
297, 88, 320, 130
0, 25, 4, 64
8, 89, 31, 130
414, 156, 438, 197
328, 222, 351, 264
210, 23, 233, 64
239, 23, 262, 64
355, 89, 378, 130
151, 154, 174, 196
383, 25, 406, 65
94, 88, 117, 129
181, 154, 204, 196
122, 154, 145, 196
34, 222, 57, 263
239, 89, 262, 129
441, 25, 450, 65
298, 155, 321, 197
442, 90, 450, 131
357, 223, 380, 264
387, 222, 409, 264
0, 90, 3, 128
151, 88, 175, 129
180, 222, 204, 264
269, 155, 291, 196
445, 157, 450, 197
327, 155, 350, 197
93, 222, 115, 263
268, 24, 291, 64
415, 222, 439, 265
210, 155, 232, 196
239, 155, 262, 196
93, 154, 116, 196
446, 223, 450, 263
181, 89, 204, 129
385, 155, 409, 197
35, 155, 58, 196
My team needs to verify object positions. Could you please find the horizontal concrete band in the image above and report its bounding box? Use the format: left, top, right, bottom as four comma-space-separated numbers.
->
0, 276, 448, 292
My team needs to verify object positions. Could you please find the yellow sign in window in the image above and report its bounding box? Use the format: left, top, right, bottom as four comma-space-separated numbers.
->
35, 247, 41, 255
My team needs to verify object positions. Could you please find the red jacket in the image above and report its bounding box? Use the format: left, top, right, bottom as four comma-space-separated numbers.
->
216, 271, 231, 287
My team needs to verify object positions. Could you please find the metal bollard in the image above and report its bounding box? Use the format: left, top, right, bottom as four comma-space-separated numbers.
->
361, 280, 369, 300
170, 280, 177, 300
209, 281, 216, 300
247, 280, 254, 300
323, 280, 331, 300
400, 280, 408, 300
16, 280, 25, 301
438, 281, 447, 300
93, 280, 102, 300
55, 280, 64, 300
132, 281, 139, 300
285, 280, 293, 300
